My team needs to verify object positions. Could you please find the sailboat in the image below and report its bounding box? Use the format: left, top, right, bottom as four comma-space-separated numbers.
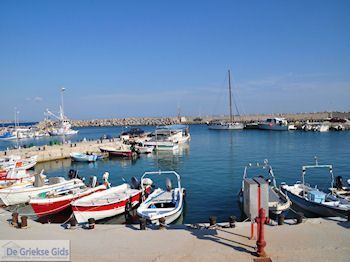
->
208, 70, 244, 130
46, 88, 78, 136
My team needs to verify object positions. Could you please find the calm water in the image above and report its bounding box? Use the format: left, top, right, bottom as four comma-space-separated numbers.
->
2, 125, 350, 223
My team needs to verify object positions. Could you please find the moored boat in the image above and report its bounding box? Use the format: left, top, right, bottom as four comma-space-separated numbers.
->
0, 171, 84, 206
238, 160, 291, 216
258, 118, 289, 131
281, 158, 350, 218
137, 171, 185, 225
30, 175, 108, 217
70, 152, 98, 162
71, 177, 144, 223
100, 143, 136, 157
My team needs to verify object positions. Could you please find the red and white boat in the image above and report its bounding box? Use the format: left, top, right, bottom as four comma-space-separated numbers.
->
99, 144, 135, 158
30, 183, 107, 217
71, 183, 142, 223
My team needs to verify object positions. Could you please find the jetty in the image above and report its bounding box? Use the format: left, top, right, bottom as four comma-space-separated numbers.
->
0, 139, 116, 163
0, 208, 349, 261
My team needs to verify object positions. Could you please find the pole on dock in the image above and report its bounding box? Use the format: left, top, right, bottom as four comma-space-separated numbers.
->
88, 218, 95, 229
255, 208, 269, 257
229, 216, 236, 228
209, 216, 217, 227
139, 218, 146, 230
159, 217, 166, 230
20, 216, 28, 229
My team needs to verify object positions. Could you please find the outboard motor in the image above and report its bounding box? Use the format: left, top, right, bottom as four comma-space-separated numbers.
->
102, 172, 110, 188
68, 169, 77, 180
166, 178, 172, 192
335, 176, 343, 190
89, 176, 97, 188
131, 176, 140, 189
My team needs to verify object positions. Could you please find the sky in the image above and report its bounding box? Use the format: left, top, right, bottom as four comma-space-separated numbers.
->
0, 0, 349, 121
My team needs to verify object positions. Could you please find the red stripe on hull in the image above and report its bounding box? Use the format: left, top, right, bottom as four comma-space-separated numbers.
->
72, 192, 141, 212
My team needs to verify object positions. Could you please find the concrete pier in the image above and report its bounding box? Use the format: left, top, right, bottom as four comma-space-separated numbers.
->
0, 139, 117, 163
0, 208, 349, 261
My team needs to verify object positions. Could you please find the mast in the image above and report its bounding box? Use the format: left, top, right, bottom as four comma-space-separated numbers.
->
60, 87, 66, 120
228, 70, 233, 123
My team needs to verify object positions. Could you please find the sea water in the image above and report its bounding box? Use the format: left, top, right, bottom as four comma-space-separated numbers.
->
1, 125, 349, 223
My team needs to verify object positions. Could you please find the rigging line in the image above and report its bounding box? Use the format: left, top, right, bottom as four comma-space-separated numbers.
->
210, 73, 229, 118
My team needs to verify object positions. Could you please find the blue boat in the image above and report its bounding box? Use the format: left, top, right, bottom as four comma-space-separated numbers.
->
281, 158, 350, 218
0, 131, 17, 140
258, 118, 289, 131
70, 152, 98, 162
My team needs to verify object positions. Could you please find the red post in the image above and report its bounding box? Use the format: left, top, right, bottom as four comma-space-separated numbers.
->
255, 208, 269, 257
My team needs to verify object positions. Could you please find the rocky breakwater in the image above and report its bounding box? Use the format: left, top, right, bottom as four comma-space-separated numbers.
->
71, 117, 182, 127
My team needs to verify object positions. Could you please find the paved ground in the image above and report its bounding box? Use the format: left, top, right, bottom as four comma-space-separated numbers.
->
0, 208, 349, 261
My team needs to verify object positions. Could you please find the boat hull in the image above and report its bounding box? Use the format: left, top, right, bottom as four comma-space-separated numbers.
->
30, 186, 106, 217
258, 123, 288, 131
72, 191, 141, 223
283, 188, 349, 217
208, 123, 244, 130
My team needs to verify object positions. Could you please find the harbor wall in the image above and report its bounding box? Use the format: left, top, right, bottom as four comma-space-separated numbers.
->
0, 139, 115, 163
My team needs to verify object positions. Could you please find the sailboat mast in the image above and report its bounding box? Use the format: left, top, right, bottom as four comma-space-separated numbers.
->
60, 87, 65, 120
228, 70, 233, 123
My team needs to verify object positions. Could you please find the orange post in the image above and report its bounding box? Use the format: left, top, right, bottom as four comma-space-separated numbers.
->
255, 208, 269, 257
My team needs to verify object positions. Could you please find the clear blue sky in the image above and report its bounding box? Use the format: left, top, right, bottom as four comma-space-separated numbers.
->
0, 0, 349, 121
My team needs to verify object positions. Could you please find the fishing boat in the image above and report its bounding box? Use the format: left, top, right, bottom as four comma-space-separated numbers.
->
329, 176, 350, 201
238, 160, 291, 216
0, 169, 37, 189
208, 70, 244, 130
0, 171, 84, 206
70, 152, 98, 162
46, 88, 78, 136
71, 176, 144, 223
30, 175, 109, 217
0, 131, 17, 140
0, 155, 37, 171
258, 118, 289, 131
137, 171, 185, 225
99, 143, 135, 157
281, 158, 350, 218
135, 143, 154, 154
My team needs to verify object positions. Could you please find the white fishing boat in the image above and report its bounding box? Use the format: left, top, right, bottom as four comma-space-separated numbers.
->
46, 88, 78, 136
137, 171, 185, 225
0, 171, 84, 206
258, 118, 289, 131
135, 143, 154, 154
70, 152, 98, 162
281, 158, 350, 218
0, 155, 37, 171
208, 70, 244, 130
72, 177, 142, 223
0, 168, 37, 189
238, 160, 291, 215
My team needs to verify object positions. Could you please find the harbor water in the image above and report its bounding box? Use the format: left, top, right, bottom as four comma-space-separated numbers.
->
1, 125, 350, 223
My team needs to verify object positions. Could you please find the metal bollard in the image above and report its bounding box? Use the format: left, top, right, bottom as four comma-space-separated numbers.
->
229, 216, 236, 228
296, 212, 303, 224
278, 214, 285, 225
209, 216, 217, 226
139, 218, 146, 230
88, 218, 95, 229
255, 208, 269, 257
11, 212, 19, 227
20, 216, 28, 228
159, 217, 166, 230
69, 217, 77, 229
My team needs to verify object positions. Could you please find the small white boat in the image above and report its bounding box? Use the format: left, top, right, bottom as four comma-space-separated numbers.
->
70, 152, 98, 162
258, 118, 289, 131
0, 155, 37, 171
137, 171, 185, 225
72, 180, 142, 224
238, 160, 291, 215
135, 144, 154, 154
0, 171, 84, 206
